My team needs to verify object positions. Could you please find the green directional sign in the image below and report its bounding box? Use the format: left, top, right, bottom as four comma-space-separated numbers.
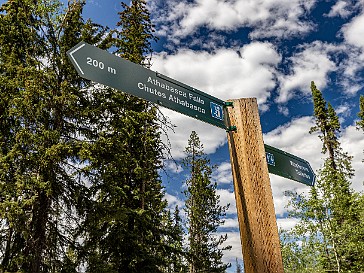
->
67, 42, 227, 129
264, 144, 316, 186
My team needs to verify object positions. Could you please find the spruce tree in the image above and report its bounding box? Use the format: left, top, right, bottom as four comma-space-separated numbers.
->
78, 1, 173, 272
162, 206, 188, 273
282, 82, 364, 273
183, 131, 231, 273
114, 0, 157, 66
357, 95, 364, 131
0, 0, 108, 272
280, 224, 325, 272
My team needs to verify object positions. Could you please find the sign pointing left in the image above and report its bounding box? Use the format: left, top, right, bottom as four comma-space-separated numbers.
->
67, 41, 227, 129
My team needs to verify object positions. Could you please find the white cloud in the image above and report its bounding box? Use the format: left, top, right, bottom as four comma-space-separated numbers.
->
277, 217, 300, 231
340, 125, 364, 192
152, 1, 364, 101
160, 108, 227, 159
153, 42, 281, 158
336, 103, 351, 116
213, 162, 233, 184
264, 116, 322, 161
153, 42, 280, 104
221, 218, 239, 229
276, 41, 337, 103
218, 231, 243, 268
164, 193, 185, 209
152, 0, 317, 41
336, 103, 354, 124
327, 0, 364, 18
163, 160, 184, 174
343, 12, 364, 49
339, 12, 364, 93
278, 105, 290, 116
326, 0, 352, 18
217, 189, 237, 215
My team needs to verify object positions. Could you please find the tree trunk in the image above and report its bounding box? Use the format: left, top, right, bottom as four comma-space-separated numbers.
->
27, 190, 51, 273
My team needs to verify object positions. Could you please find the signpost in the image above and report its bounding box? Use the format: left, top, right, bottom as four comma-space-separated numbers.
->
264, 144, 316, 186
68, 42, 317, 273
67, 42, 226, 129
226, 99, 285, 273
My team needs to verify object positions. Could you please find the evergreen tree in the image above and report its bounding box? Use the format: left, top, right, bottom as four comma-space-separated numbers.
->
357, 95, 364, 131
280, 228, 324, 273
282, 82, 364, 273
114, 0, 157, 66
162, 206, 188, 273
78, 1, 174, 272
0, 0, 108, 272
183, 131, 231, 273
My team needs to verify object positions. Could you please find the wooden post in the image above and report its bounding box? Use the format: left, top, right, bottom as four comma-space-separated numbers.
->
226, 98, 284, 273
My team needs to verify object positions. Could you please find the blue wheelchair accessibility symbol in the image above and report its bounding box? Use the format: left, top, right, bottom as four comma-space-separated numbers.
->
266, 152, 275, 166
210, 102, 224, 121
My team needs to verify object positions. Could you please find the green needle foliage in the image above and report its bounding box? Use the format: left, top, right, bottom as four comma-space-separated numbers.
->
0, 0, 109, 272
77, 1, 176, 272
162, 206, 188, 273
114, 0, 158, 67
183, 131, 231, 273
357, 95, 364, 131
0, 0, 178, 272
280, 228, 324, 273
281, 82, 364, 273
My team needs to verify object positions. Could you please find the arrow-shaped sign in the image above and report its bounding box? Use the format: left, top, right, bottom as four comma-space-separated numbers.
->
67, 42, 227, 129
68, 42, 316, 186
264, 144, 316, 186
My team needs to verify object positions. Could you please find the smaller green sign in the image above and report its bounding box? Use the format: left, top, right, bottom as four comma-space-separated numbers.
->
264, 144, 316, 186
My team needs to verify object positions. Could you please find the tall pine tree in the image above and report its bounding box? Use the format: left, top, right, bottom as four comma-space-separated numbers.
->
357, 95, 364, 131
78, 1, 174, 272
162, 206, 188, 273
0, 0, 109, 272
282, 82, 364, 273
183, 131, 231, 273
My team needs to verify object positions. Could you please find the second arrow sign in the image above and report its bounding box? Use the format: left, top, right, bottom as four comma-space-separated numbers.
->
264, 144, 316, 186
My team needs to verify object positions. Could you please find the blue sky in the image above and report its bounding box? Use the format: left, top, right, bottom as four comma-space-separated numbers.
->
2, 0, 364, 270
86, 1, 364, 270
147, 1, 364, 269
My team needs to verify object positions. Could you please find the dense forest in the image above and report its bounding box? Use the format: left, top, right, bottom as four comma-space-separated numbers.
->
0, 1, 363, 273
